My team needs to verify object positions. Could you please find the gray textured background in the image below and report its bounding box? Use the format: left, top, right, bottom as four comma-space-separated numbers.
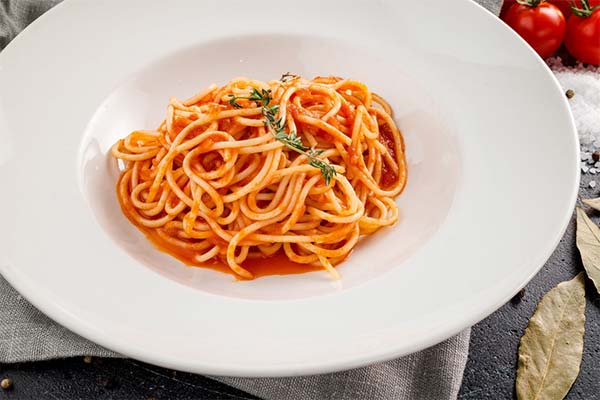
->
2, 0, 598, 398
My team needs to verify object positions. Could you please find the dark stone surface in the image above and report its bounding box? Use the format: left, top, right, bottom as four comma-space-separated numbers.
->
459, 174, 600, 400
0, 358, 258, 400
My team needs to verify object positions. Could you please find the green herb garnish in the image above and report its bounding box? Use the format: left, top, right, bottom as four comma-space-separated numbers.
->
280, 72, 300, 82
227, 86, 337, 185
226, 88, 271, 108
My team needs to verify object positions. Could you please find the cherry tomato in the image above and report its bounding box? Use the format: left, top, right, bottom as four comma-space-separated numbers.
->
547, 1, 573, 17
501, 0, 600, 19
565, 6, 600, 64
503, 2, 566, 58
500, 0, 517, 18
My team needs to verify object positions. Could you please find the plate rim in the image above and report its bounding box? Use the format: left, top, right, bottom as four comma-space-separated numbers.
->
0, 0, 580, 377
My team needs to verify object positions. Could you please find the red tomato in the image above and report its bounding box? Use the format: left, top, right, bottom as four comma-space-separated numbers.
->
503, 2, 567, 58
501, 0, 600, 18
500, 0, 517, 18
565, 6, 600, 64
547, 0, 600, 17
547, 0, 573, 17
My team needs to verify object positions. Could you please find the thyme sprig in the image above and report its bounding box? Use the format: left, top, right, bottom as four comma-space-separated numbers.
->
280, 72, 300, 82
226, 88, 271, 108
569, 0, 600, 17
226, 86, 337, 185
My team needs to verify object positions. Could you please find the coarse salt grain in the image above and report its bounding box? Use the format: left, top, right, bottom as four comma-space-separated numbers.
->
549, 58, 600, 177
590, 181, 597, 188
553, 70, 600, 148
582, 165, 590, 173
546, 57, 600, 74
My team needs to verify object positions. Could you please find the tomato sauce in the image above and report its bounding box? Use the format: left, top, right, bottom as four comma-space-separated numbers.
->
377, 121, 399, 188
157, 237, 323, 279
130, 219, 322, 279
381, 162, 397, 188
118, 177, 326, 279
241, 251, 324, 278
378, 122, 397, 159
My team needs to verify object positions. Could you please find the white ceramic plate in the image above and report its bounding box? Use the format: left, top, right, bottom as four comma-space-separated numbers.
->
0, 0, 578, 376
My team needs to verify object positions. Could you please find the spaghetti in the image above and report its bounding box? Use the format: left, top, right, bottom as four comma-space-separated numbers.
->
111, 75, 407, 279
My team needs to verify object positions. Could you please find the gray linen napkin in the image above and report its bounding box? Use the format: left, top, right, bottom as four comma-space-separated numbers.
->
0, 1, 501, 399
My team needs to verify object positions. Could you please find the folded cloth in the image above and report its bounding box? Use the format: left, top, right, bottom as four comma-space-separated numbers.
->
0, 273, 469, 399
0, 1, 501, 399
0, 0, 61, 49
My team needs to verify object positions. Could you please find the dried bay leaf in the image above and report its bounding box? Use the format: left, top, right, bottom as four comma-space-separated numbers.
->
576, 207, 600, 293
516, 273, 586, 400
582, 197, 600, 212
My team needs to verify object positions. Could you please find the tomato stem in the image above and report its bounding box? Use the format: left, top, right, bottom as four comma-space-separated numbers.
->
516, 0, 546, 7
570, 0, 600, 17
